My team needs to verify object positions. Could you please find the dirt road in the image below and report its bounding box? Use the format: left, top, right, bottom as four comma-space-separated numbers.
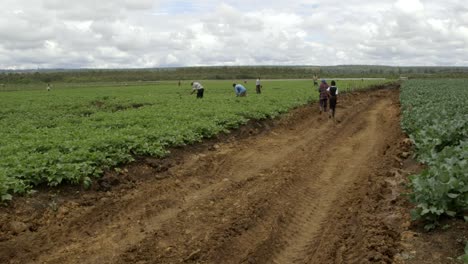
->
1, 87, 407, 264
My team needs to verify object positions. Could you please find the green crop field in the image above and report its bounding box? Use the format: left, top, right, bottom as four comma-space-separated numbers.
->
400, 79, 468, 230
0, 79, 391, 200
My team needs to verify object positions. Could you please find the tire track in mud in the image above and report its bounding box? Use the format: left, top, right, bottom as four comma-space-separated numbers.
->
116, 89, 402, 264
0, 86, 404, 264
267, 99, 393, 264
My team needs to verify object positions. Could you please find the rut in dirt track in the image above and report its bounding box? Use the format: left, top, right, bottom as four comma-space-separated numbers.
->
0, 86, 404, 264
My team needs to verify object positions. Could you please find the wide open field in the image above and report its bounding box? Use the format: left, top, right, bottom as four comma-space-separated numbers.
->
0, 84, 413, 263
0, 79, 390, 199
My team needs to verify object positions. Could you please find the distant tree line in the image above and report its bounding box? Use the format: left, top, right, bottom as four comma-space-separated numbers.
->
0, 65, 467, 84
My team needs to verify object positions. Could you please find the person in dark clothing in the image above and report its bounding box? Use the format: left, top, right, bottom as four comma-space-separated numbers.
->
318, 79, 329, 113
327, 80, 339, 119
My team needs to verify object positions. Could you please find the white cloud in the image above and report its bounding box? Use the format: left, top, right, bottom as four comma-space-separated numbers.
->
395, 0, 424, 13
0, 0, 466, 69
165, 54, 179, 65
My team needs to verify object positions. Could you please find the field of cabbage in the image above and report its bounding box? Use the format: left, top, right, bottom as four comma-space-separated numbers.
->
400, 79, 468, 229
0, 79, 390, 200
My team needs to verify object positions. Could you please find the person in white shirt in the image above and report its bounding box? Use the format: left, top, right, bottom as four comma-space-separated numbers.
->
255, 78, 261, 94
190, 81, 204, 98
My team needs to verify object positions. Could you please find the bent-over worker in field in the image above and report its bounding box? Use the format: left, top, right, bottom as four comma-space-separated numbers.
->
255, 77, 262, 94
318, 79, 329, 113
191, 81, 204, 99
233, 83, 247, 97
327, 80, 338, 119
46, 83, 51, 91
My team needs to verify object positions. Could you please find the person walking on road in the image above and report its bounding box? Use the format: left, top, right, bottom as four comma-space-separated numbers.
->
233, 83, 247, 97
255, 77, 262, 94
191, 81, 204, 99
327, 80, 339, 119
318, 79, 329, 113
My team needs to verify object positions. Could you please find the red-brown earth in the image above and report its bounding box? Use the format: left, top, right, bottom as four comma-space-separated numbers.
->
1, 86, 466, 264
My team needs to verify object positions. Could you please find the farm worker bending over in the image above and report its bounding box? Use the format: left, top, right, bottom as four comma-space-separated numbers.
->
327, 80, 339, 119
255, 78, 262, 94
318, 79, 329, 113
191, 81, 204, 99
233, 83, 247, 97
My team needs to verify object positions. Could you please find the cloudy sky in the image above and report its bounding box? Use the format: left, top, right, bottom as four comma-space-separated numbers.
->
1, 0, 467, 69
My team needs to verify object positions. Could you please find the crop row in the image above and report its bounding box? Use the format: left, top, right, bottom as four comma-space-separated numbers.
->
0, 79, 391, 200
400, 79, 468, 229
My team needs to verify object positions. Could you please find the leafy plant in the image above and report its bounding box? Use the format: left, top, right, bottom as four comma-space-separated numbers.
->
0, 79, 391, 199
401, 79, 468, 228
